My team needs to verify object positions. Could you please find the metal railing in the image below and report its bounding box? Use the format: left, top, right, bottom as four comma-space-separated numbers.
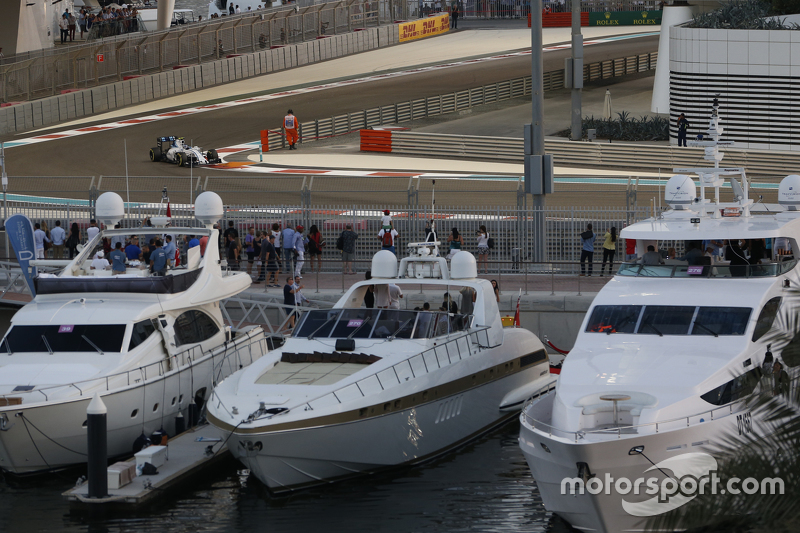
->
298, 326, 495, 412
220, 296, 333, 334
0, 327, 267, 405
1, 0, 413, 103
521, 385, 747, 443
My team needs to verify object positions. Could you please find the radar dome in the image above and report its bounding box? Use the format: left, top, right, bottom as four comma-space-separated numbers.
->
371, 250, 398, 278
195, 191, 224, 228
664, 174, 697, 210
450, 251, 477, 279
779, 175, 800, 210
95, 192, 125, 226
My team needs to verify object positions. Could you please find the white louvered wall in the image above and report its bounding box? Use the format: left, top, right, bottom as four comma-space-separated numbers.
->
669, 24, 800, 151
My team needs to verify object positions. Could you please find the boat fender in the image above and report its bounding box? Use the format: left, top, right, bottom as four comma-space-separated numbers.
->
132, 432, 151, 454
175, 412, 186, 434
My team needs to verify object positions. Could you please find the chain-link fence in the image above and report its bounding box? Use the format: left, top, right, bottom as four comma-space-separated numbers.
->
0, 0, 416, 104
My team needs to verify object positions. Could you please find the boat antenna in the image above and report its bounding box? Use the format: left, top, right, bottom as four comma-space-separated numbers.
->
124, 139, 130, 221
430, 179, 437, 243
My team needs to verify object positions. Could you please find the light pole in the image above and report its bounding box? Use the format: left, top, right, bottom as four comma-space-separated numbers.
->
524, 0, 552, 263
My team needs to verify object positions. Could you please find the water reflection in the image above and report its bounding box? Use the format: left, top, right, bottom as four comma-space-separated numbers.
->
0, 423, 568, 533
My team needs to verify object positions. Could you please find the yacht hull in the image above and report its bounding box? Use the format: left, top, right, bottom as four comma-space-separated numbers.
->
0, 333, 267, 475
220, 367, 552, 492
519, 393, 746, 533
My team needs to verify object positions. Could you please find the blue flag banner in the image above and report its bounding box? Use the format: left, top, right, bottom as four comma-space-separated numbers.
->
6, 214, 37, 297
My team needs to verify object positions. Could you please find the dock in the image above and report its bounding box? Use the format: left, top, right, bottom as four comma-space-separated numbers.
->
63, 424, 229, 505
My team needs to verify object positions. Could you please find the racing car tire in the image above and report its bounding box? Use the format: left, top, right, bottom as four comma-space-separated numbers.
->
176, 153, 184, 167
207, 149, 219, 163
150, 147, 161, 162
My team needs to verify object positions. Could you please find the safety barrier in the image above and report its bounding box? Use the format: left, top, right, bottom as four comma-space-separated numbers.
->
365, 130, 800, 177
0, 15, 401, 135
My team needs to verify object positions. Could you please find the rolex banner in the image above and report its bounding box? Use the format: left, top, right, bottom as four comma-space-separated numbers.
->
588, 10, 662, 26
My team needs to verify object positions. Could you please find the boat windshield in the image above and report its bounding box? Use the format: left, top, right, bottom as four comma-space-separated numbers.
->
294, 309, 473, 340
586, 305, 752, 336
0, 324, 127, 353
617, 260, 797, 278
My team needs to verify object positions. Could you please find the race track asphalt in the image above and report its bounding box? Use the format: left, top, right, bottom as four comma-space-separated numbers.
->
1, 32, 658, 186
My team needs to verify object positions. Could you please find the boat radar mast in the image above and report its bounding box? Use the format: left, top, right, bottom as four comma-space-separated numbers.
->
672, 96, 751, 218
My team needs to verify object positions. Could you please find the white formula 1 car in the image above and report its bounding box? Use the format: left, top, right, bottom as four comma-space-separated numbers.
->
149, 136, 222, 167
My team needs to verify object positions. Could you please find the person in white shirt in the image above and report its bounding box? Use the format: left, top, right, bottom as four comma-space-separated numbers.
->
90, 251, 110, 270
33, 223, 51, 259
86, 219, 100, 242
374, 284, 390, 308
235, 4, 241, 13
50, 220, 66, 258
388, 283, 403, 309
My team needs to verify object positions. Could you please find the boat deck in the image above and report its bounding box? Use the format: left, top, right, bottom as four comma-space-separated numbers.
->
256, 361, 367, 386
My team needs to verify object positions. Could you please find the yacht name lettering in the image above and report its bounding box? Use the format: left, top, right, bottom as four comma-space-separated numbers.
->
736, 412, 752, 435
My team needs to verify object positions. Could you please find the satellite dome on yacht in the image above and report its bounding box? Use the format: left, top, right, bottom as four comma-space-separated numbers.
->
95, 192, 125, 226
664, 174, 696, 210
194, 191, 224, 227
778, 174, 800, 210
450, 250, 478, 279
371, 249, 399, 278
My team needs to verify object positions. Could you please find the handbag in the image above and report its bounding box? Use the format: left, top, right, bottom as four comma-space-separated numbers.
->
487, 237, 495, 249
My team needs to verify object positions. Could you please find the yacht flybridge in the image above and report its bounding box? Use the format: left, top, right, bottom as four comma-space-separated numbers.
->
208, 243, 556, 492
519, 99, 800, 531
0, 191, 269, 475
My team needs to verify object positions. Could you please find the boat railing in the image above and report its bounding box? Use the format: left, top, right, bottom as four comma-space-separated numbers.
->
617, 259, 797, 279
298, 326, 495, 411
0, 328, 268, 406
235, 326, 496, 420
521, 388, 746, 443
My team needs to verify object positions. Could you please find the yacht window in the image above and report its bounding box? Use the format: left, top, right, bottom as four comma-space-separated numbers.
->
700, 368, 761, 406
585, 305, 642, 334
752, 297, 781, 342
294, 310, 342, 338
128, 319, 157, 351
782, 331, 800, 368
691, 307, 751, 336
372, 310, 416, 339
329, 309, 380, 338
639, 306, 695, 336
0, 324, 126, 353
173, 310, 220, 346
413, 312, 436, 339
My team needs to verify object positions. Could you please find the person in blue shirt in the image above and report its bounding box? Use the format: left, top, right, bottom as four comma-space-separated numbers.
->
109, 242, 127, 275
187, 236, 200, 249
125, 236, 143, 261
580, 223, 595, 277
281, 225, 296, 274
163, 235, 176, 267
150, 239, 167, 275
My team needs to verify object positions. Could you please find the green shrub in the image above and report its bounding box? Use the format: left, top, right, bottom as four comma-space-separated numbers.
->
688, 0, 799, 28
556, 112, 669, 142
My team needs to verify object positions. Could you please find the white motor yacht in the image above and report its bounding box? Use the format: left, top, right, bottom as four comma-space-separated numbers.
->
0, 191, 269, 475
208, 243, 556, 492
519, 99, 800, 531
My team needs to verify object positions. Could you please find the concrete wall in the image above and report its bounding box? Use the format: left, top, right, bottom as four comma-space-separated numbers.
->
0, 24, 400, 135
669, 24, 800, 150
